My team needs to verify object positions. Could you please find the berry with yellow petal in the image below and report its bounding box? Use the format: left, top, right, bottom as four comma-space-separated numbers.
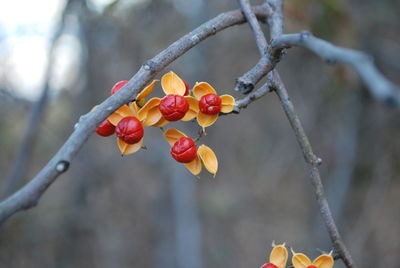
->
96, 119, 115, 137
115, 116, 144, 144
110, 80, 128, 95
164, 129, 218, 176
159, 94, 189, 121
171, 137, 197, 163
199, 93, 222, 115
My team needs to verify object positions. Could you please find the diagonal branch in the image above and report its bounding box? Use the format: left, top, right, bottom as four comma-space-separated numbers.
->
271, 73, 357, 268
0, 5, 270, 226
238, 0, 268, 55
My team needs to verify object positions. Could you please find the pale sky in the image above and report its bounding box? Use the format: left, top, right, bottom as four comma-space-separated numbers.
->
0, 0, 116, 100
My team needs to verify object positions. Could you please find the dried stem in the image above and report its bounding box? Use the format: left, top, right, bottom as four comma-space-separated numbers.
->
272, 74, 356, 268
271, 32, 400, 106
238, 0, 357, 267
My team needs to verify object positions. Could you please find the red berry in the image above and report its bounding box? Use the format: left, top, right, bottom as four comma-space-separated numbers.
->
183, 80, 190, 96
110, 80, 128, 95
199, 93, 222, 115
159, 94, 189, 121
115, 116, 144, 144
170, 137, 197, 163
260, 263, 279, 268
96, 119, 115, 137
307, 266, 317, 268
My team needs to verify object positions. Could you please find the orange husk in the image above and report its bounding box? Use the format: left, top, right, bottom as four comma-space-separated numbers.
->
181, 96, 199, 121
292, 252, 312, 268
136, 79, 158, 102
117, 137, 144, 155
313, 253, 334, 268
269, 243, 288, 268
196, 112, 218, 129
163, 128, 187, 146
197, 144, 218, 176
184, 156, 202, 176
161, 71, 186, 95
220, 94, 235, 113
192, 82, 217, 99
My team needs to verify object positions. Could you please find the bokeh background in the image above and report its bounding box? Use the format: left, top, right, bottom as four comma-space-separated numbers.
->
1, 0, 399, 267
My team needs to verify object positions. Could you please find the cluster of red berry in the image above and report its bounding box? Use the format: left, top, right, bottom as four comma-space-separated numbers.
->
94, 71, 235, 177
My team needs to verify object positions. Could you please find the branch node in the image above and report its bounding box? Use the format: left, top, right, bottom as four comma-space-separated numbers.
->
384, 95, 400, 107
300, 30, 311, 41
325, 58, 337, 64
235, 79, 254, 94
142, 60, 156, 73
190, 34, 201, 44
314, 157, 323, 166
211, 26, 217, 35
56, 160, 70, 173
232, 106, 241, 113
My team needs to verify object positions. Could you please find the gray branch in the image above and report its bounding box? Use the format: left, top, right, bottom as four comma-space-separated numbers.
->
0, 5, 270, 226
236, 2, 400, 107
238, 0, 357, 267
271, 32, 400, 107
272, 73, 356, 268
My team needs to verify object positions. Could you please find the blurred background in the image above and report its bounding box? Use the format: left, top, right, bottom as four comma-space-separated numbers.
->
0, 0, 399, 267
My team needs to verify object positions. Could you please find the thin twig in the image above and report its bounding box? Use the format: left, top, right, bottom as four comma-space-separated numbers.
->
238, 0, 357, 267
236, 1, 400, 107
233, 81, 273, 112
0, 4, 270, 226
237, 0, 268, 55
234, 0, 284, 94
271, 32, 400, 107
272, 73, 356, 268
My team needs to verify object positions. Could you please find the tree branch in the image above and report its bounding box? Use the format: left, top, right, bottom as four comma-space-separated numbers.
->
238, 0, 268, 55
271, 32, 400, 107
234, 0, 284, 94
0, 5, 270, 226
272, 73, 357, 268
234, 81, 273, 111
238, 0, 357, 267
